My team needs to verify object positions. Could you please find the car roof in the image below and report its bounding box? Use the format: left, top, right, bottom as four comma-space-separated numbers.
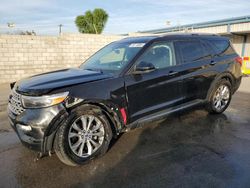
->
119, 33, 228, 43
119, 36, 158, 43
160, 33, 228, 40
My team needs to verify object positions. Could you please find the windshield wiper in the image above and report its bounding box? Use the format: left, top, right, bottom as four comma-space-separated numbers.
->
85, 68, 103, 73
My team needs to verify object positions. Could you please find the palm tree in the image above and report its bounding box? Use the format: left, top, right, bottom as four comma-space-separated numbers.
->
75, 9, 108, 34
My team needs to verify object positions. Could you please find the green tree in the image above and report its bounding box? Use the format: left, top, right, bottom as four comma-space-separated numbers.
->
75, 8, 108, 34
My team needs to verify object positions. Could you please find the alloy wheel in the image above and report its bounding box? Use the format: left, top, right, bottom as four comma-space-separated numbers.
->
212, 84, 230, 112
68, 115, 105, 158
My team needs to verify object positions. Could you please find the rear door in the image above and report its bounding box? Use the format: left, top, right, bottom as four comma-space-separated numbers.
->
205, 38, 239, 90
124, 41, 183, 122
174, 39, 216, 102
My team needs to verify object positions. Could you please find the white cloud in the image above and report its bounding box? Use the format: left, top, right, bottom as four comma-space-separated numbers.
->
1, 0, 250, 35
105, 0, 250, 33
0, 0, 55, 15
0, 0, 77, 35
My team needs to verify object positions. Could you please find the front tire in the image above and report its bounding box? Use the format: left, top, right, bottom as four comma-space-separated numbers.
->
206, 79, 232, 114
54, 105, 113, 166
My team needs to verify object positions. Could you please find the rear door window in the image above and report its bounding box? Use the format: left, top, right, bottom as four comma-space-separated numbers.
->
175, 40, 209, 64
208, 39, 235, 56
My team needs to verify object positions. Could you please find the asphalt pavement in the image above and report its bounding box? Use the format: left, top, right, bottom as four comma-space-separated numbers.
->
0, 77, 249, 188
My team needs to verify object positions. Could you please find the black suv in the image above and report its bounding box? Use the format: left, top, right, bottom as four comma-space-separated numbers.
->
8, 34, 242, 166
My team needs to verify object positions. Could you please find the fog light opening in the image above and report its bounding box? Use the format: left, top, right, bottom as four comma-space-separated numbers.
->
17, 124, 32, 132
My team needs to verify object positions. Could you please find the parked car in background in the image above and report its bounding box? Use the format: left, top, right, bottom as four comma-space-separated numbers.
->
8, 34, 242, 166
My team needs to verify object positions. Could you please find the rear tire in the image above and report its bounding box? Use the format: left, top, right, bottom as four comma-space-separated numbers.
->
54, 105, 113, 166
206, 79, 232, 114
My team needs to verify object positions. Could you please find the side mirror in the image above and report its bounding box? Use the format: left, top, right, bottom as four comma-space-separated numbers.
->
134, 61, 156, 74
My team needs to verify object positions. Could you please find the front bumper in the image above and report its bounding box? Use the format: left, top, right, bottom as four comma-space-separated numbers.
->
8, 103, 66, 152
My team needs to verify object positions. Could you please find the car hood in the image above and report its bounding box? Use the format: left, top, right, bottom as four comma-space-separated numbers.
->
16, 68, 113, 95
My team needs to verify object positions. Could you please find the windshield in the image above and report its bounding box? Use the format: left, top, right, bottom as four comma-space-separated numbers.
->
80, 41, 145, 74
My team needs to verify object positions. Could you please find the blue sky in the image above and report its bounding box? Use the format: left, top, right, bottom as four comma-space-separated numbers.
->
0, 0, 250, 35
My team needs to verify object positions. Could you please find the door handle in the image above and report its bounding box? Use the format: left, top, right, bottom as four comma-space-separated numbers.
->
210, 60, 216, 65
168, 71, 178, 76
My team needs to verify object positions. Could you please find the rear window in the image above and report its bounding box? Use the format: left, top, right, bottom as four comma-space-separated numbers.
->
175, 40, 209, 63
208, 39, 235, 56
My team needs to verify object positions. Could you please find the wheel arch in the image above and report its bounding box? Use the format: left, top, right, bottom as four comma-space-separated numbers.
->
206, 72, 235, 101
221, 73, 234, 86
82, 101, 124, 137
43, 100, 124, 155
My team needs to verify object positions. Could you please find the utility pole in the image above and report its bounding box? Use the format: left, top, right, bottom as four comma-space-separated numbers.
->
7, 22, 15, 34
165, 21, 171, 26
58, 24, 63, 35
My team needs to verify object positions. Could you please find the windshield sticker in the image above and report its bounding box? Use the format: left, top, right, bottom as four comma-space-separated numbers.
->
129, 43, 145, 48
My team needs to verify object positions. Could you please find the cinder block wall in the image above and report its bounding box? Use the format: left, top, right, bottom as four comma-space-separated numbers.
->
0, 33, 247, 84
0, 34, 124, 84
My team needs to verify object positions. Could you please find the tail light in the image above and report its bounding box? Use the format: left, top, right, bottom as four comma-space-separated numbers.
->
235, 56, 242, 66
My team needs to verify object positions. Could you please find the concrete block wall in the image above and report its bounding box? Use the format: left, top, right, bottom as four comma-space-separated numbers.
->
230, 34, 250, 57
0, 33, 124, 84
244, 34, 250, 57
0, 32, 248, 84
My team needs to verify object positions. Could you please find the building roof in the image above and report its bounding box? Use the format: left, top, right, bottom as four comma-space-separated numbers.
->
139, 15, 250, 34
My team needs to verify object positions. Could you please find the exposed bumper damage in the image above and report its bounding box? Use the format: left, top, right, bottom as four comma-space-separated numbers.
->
8, 103, 67, 154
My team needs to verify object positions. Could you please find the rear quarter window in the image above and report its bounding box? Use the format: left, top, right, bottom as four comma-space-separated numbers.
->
208, 39, 235, 56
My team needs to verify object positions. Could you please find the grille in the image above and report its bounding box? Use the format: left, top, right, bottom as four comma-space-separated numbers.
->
8, 89, 25, 115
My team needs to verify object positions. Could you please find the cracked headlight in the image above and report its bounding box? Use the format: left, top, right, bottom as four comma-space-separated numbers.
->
21, 92, 69, 108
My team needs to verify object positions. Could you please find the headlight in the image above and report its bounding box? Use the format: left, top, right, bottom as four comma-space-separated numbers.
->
21, 92, 69, 108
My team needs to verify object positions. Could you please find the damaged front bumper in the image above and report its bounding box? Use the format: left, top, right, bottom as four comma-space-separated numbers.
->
8, 103, 67, 154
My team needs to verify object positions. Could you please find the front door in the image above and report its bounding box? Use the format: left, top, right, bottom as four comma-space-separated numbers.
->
124, 41, 183, 122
